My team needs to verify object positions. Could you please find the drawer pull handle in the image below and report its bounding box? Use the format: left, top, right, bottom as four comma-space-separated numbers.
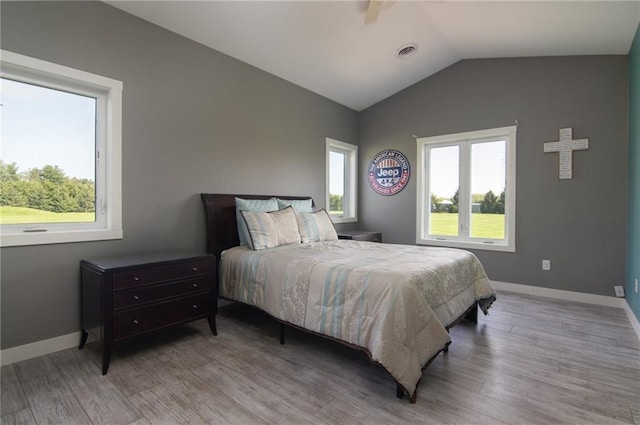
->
133, 295, 139, 300
134, 277, 139, 281
192, 283, 198, 288
192, 267, 198, 272
192, 304, 198, 309
133, 319, 139, 325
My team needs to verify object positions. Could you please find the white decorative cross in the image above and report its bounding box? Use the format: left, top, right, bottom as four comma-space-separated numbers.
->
544, 128, 589, 179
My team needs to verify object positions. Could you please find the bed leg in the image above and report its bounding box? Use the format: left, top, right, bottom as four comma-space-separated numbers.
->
396, 384, 404, 399
464, 302, 478, 324
398, 384, 418, 403
280, 323, 285, 345
443, 327, 450, 353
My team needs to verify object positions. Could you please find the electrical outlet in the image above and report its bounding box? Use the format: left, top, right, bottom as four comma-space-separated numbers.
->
635, 278, 638, 293
614, 285, 625, 298
542, 260, 551, 271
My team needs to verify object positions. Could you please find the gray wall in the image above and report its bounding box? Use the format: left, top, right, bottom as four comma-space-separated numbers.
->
0, 1, 358, 349
358, 56, 628, 296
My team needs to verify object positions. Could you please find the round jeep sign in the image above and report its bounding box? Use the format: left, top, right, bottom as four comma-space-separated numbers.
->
368, 149, 410, 196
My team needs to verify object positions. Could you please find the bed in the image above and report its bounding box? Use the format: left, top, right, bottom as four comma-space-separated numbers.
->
201, 193, 496, 403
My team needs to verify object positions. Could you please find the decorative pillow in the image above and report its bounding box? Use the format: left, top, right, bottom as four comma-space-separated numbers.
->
276, 198, 313, 213
241, 206, 301, 250
235, 197, 278, 246
296, 209, 338, 243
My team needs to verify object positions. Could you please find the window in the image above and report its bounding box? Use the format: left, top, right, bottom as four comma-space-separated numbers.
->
326, 138, 357, 223
0, 50, 122, 247
416, 126, 516, 252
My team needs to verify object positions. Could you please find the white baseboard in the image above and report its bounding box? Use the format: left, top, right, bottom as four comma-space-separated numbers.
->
0, 331, 81, 366
490, 280, 626, 308
491, 280, 640, 342
622, 302, 640, 342
2, 282, 639, 366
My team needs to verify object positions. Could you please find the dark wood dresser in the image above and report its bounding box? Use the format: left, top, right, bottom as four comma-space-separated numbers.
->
338, 230, 382, 243
79, 252, 217, 374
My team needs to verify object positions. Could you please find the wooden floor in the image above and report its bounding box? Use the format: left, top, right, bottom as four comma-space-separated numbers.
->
2, 291, 639, 425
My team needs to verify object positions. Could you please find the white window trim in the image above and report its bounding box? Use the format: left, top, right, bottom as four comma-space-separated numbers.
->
0, 50, 122, 247
326, 138, 357, 223
416, 125, 516, 252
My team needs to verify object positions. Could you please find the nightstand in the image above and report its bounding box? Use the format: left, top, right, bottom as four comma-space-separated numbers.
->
79, 252, 217, 374
338, 231, 382, 243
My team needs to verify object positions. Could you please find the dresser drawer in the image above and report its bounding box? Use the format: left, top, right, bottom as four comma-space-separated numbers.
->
113, 292, 212, 340
113, 259, 212, 289
113, 277, 210, 309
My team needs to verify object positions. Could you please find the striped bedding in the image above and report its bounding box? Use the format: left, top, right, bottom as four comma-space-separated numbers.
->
219, 239, 496, 397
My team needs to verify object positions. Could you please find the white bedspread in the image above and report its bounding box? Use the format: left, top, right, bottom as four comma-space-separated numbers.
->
219, 240, 495, 397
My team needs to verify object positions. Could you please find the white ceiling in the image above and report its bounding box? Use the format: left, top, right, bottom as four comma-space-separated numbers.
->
107, 1, 640, 111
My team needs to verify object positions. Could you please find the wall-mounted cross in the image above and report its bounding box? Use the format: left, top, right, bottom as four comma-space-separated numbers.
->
544, 128, 589, 179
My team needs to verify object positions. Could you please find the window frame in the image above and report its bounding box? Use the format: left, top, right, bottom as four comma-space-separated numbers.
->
416, 125, 516, 252
325, 138, 357, 223
0, 50, 123, 247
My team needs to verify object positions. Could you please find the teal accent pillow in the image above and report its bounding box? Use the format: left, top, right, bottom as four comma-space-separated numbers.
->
295, 209, 338, 243
235, 197, 279, 246
276, 198, 313, 213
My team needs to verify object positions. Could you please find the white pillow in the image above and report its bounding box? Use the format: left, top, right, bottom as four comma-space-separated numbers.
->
296, 209, 338, 243
241, 206, 301, 250
235, 197, 278, 246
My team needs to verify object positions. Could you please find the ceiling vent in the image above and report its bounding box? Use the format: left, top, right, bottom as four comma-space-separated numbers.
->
396, 43, 418, 59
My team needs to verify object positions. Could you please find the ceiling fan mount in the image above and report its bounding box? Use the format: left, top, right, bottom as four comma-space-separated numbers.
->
365, 0, 396, 25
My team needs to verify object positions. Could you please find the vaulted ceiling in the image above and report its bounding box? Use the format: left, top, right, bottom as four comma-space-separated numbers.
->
107, 1, 640, 111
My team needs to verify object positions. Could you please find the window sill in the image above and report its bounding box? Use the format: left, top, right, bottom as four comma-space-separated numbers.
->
416, 238, 515, 253
1, 228, 123, 247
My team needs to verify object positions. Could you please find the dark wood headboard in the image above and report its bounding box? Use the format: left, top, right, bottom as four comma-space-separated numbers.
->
200, 194, 315, 260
